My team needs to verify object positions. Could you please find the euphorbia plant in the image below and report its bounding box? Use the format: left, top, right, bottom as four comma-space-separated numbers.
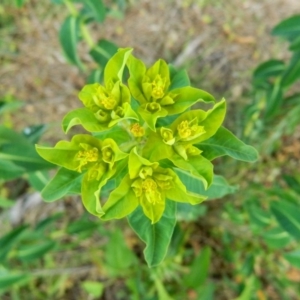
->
36, 48, 258, 266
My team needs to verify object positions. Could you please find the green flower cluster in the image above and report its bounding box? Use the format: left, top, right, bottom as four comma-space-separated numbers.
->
36, 48, 227, 224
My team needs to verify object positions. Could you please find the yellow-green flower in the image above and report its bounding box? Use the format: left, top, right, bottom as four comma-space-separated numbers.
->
36, 135, 128, 217
127, 54, 215, 131
101, 148, 206, 224
62, 48, 138, 133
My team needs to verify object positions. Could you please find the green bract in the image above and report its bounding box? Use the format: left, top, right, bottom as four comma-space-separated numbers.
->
36, 48, 258, 266
102, 148, 206, 224
36, 134, 128, 217
127, 55, 215, 131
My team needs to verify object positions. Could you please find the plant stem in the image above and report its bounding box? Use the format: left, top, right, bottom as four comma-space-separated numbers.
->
63, 0, 78, 16
80, 22, 95, 49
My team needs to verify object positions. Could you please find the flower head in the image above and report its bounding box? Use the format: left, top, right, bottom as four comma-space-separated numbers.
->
102, 148, 206, 224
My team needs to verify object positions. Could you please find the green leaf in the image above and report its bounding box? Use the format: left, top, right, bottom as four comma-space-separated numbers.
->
128, 201, 177, 267
41, 168, 83, 202
0, 126, 51, 172
102, 175, 138, 220
284, 250, 300, 269
82, 281, 104, 298
198, 127, 258, 162
0, 100, 23, 115
264, 78, 283, 119
0, 125, 31, 146
281, 51, 300, 87
28, 170, 49, 191
169, 66, 190, 90
253, 59, 285, 88
87, 68, 103, 84
246, 202, 272, 228
0, 225, 28, 261
271, 200, 300, 240
170, 154, 214, 189
282, 174, 300, 195
104, 230, 136, 275
234, 276, 256, 300
175, 171, 238, 200
193, 99, 226, 143
62, 108, 108, 133
81, 172, 108, 217
138, 105, 168, 131
262, 227, 292, 249
35, 213, 63, 232
0, 272, 31, 291
66, 216, 98, 234
0, 159, 25, 180
289, 35, 300, 51
104, 48, 133, 86
164, 86, 215, 115
89, 39, 118, 68
59, 15, 83, 70
62, 108, 109, 133
82, 0, 106, 23
183, 247, 211, 288
93, 125, 131, 145
253, 59, 285, 79
22, 124, 47, 144
17, 240, 56, 262
272, 15, 300, 40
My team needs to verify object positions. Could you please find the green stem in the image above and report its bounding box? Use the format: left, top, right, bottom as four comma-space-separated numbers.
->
80, 22, 95, 49
63, 0, 78, 16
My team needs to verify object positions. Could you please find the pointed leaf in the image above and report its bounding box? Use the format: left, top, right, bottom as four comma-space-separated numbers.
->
281, 51, 300, 87
0, 272, 31, 291
102, 175, 138, 220
138, 105, 168, 131
0, 159, 25, 180
272, 15, 300, 39
104, 48, 133, 86
128, 200, 177, 267
28, 170, 49, 191
271, 200, 300, 240
183, 247, 211, 288
81, 172, 106, 217
284, 250, 300, 269
253, 59, 285, 81
169, 66, 190, 90
17, 240, 56, 261
82, 0, 106, 23
170, 154, 214, 189
62, 108, 108, 133
59, 15, 83, 70
22, 124, 47, 144
165, 86, 215, 115
175, 170, 238, 200
41, 168, 83, 202
0, 126, 51, 171
198, 127, 258, 162
89, 39, 118, 67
